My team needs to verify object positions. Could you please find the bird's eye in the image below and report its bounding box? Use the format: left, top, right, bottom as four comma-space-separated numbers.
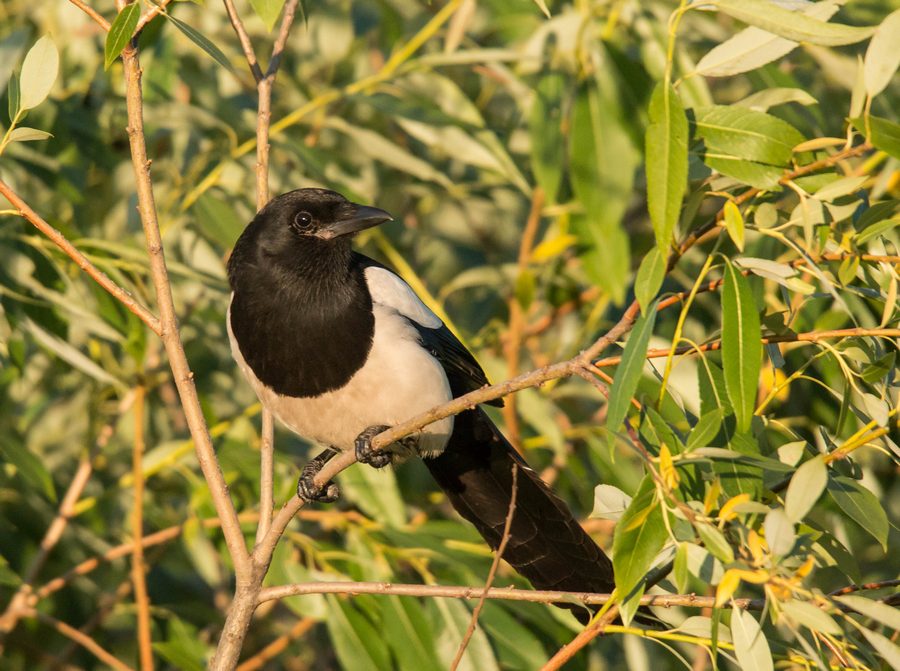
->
292, 211, 313, 231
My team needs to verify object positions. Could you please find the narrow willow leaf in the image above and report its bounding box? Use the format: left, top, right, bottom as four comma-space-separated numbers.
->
529, 73, 565, 203
713, 0, 875, 47
784, 455, 827, 522
835, 595, 900, 631
764, 508, 795, 556
781, 599, 841, 635
827, 476, 888, 550
674, 543, 689, 592
7, 126, 51, 142
612, 477, 667, 621
645, 82, 688, 252
723, 200, 745, 251
696, 0, 840, 77
702, 155, 782, 190
383, 597, 442, 671
687, 409, 725, 451
721, 260, 762, 432
249, 0, 287, 31
606, 300, 659, 444
736, 87, 817, 112
7, 71, 19, 122
592, 484, 632, 521
18, 35, 59, 110
693, 106, 805, 166
104, 3, 140, 70
0, 439, 56, 501
731, 608, 774, 671
864, 8, 900, 98
325, 596, 392, 671
858, 626, 900, 669
635, 248, 666, 314
165, 13, 235, 72
696, 523, 734, 563
851, 116, 900, 160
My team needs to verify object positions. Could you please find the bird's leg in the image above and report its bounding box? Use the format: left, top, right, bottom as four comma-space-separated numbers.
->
354, 425, 402, 469
297, 447, 341, 503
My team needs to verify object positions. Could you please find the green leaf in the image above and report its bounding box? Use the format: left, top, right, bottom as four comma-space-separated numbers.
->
104, 3, 140, 70
673, 542, 689, 592
592, 484, 632, 521
730, 607, 774, 671
606, 300, 658, 445
784, 455, 827, 522
325, 596, 392, 671
0, 438, 56, 502
764, 508, 795, 556
781, 599, 841, 635
192, 192, 246, 250
338, 464, 406, 528
18, 35, 59, 110
686, 409, 725, 451
7, 126, 52, 142
428, 599, 500, 671
723, 200, 745, 251
713, 0, 875, 47
693, 105, 805, 166
383, 597, 442, 671
858, 626, 900, 669
645, 82, 688, 252
827, 476, 888, 550
851, 116, 900, 160
569, 70, 638, 304
530, 73, 565, 203
721, 260, 761, 432
612, 477, 667, 623
835, 594, 900, 631
165, 13, 235, 72
695, 1, 841, 77
635, 248, 666, 314
249, 0, 286, 31
864, 8, 900, 98
696, 522, 734, 564
736, 87, 817, 112
8, 71, 19, 122
702, 154, 783, 190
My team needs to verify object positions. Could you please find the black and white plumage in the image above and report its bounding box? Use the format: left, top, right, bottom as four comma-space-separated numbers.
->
227, 188, 615, 621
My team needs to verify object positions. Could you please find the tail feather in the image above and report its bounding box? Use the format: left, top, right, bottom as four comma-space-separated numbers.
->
423, 408, 614, 621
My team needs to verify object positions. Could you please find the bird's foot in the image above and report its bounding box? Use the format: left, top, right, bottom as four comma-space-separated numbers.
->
297, 447, 341, 503
354, 425, 395, 469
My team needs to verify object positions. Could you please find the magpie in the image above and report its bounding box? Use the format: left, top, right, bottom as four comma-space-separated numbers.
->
226, 188, 615, 620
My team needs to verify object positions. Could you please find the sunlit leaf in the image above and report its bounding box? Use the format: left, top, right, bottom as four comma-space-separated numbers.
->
635, 248, 666, 314
165, 13, 235, 72
721, 259, 762, 432
713, 0, 874, 46
730, 607, 773, 671
723, 200, 745, 251
864, 8, 900, 98
645, 82, 688, 252
784, 455, 827, 522
18, 35, 58, 110
104, 3, 140, 70
7, 127, 52, 142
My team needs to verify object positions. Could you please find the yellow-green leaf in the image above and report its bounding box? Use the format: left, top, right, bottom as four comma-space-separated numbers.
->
721, 259, 761, 432
104, 3, 140, 70
723, 200, 745, 251
646, 81, 688, 252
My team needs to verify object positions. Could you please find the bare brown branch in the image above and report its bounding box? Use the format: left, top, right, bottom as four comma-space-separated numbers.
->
0, 180, 161, 335
30, 611, 134, 671
131, 386, 154, 671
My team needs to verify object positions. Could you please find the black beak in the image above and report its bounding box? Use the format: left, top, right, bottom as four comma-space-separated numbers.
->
317, 204, 393, 240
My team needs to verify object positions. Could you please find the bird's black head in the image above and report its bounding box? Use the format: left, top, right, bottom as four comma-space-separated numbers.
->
228, 188, 392, 288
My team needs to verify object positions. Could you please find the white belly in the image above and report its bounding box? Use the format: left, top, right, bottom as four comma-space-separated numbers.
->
227, 302, 454, 459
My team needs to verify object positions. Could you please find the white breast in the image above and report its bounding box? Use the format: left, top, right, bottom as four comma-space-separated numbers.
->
227, 294, 454, 459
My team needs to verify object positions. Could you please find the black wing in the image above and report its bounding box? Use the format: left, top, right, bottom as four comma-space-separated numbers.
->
410, 321, 503, 408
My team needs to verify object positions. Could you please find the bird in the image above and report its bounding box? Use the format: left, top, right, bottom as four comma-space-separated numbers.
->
226, 187, 616, 622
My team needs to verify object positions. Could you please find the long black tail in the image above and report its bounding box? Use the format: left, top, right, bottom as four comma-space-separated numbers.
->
423, 408, 614, 621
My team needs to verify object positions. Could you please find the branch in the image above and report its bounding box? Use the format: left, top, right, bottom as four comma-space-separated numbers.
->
256, 582, 761, 610
29, 611, 134, 671
119, 46, 250, 578
451, 464, 519, 670
131, 386, 154, 671
0, 179, 161, 335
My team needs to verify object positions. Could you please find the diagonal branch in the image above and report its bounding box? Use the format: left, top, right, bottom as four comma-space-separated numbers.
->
0, 180, 161, 335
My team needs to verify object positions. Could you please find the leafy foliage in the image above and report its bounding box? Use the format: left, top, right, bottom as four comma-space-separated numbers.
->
1, 0, 899, 669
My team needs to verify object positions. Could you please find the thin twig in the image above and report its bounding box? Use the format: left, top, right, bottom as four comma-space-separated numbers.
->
131, 386, 154, 671
0, 180, 161, 335
66, 0, 110, 31
503, 187, 544, 450
255, 410, 275, 545
828, 579, 900, 597
235, 617, 315, 671
134, 0, 174, 35
221, 0, 264, 83
30, 611, 134, 671
256, 582, 761, 610
451, 464, 519, 670
120, 45, 250, 578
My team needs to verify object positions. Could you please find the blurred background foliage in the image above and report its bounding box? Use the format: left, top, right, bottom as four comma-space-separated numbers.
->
1, 0, 899, 668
